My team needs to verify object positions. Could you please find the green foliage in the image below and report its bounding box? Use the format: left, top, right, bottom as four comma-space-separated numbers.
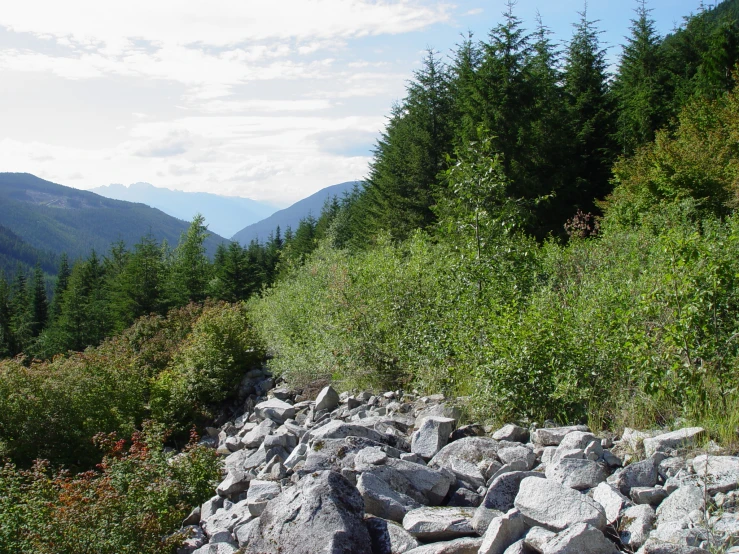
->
0, 424, 220, 554
150, 302, 265, 430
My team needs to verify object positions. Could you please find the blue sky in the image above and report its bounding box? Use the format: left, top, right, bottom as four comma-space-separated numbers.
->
0, 0, 711, 206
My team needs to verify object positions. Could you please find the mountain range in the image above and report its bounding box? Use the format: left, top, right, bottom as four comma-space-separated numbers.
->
231, 181, 360, 244
0, 173, 228, 274
90, 182, 277, 239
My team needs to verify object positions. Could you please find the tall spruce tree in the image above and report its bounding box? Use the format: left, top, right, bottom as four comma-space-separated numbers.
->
0, 273, 11, 357
167, 215, 211, 306
29, 263, 48, 338
613, 0, 668, 154
563, 7, 617, 213
49, 253, 71, 322
9, 270, 32, 354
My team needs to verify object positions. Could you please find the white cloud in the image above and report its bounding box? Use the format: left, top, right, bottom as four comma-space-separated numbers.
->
134, 129, 193, 158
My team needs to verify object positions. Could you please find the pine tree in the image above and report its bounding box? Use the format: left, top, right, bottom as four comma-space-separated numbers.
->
211, 241, 251, 302
167, 215, 211, 306
0, 273, 11, 357
9, 269, 32, 353
613, 0, 668, 154
562, 7, 617, 213
49, 253, 71, 322
29, 263, 48, 338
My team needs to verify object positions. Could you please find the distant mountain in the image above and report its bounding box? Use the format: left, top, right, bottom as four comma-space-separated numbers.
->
0, 173, 228, 261
91, 182, 277, 239
231, 181, 360, 245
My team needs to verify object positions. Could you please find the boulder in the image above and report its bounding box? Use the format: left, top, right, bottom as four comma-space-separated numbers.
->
415, 404, 461, 428
513, 476, 606, 531
472, 507, 504, 536
620, 504, 656, 550
492, 424, 529, 443
411, 417, 456, 460
643, 428, 704, 457
216, 469, 251, 497
497, 446, 536, 470
592, 482, 631, 525
365, 515, 420, 554
656, 485, 704, 525
635, 539, 710, 553
482, 471, 546, 512
544, 458, 606, 490
315, 385, 341, 413
523, 526, 556, 552
611, 458, 659, 495
631, 486, 668, 506
254, 398, 295, 424
531, 426, 589, 447
244, 471, 371, 554
246, 480, 281, 517
691, 455, 739, 493
402, 507, 476, 541
478, 508, 527, 554
540, 523, 619, 554
404, 538, 483, 554
357, 471, 422, 523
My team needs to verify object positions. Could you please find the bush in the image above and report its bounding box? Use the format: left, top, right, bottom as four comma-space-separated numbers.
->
150, 302, 265, 430
0, 423, 220, 554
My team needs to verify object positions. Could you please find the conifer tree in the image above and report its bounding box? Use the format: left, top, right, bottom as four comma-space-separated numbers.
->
9, 270, 32, 353
49, 253, 70, 322
29, 263, 48, 338
167, 215, 211, 306
613, 0, 668, 154
562, 7, 617, 212
0, 273, 11, 357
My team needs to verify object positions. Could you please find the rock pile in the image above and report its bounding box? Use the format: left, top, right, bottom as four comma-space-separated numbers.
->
178, 384, 739, 554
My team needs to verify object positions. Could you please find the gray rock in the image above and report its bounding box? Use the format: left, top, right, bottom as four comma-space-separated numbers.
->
544, 458, 606, 490
691, 455, 739, 493
201, 495, 224, 521
493, 424, 529, 443
523, 526, 556, 552
555, 431, 602, 455
316, 385, 341, 413
177, 525, 207, 554
303, 436, 398, 474
531, 426, 589, 447
356, 446, 389, 467
498, 446, 536, 470
357, 471, 422, 522
412, 416, 456, 460
216, 469, 252, 497
540, 523, 619, 554
478, 508, 527, 554
310, 419, 387, 443
611, 458, 659, 495
620, 504, 655, 550
513, 476, 606, 531
446, 486, 482, 507
246, 480, 281, 517
234, 517, 260, 547
592, 482, 631, 525
404, 538, 482, 554
472, 507, 505, 535
202, 499, 251, 535
482, 471, 546, 512
451, 424, 486, 441
244, 470, 371, 554
656, 485, 704, 525
635, 540, 709, 554
402, 506, 476, 541
430, 437, 500, 481
501, 540, 531, 554
254, 398, 296, 424
192, 544, 239, 554
365, 515, 420, 554
643, 428, 704, 457
415, 404, 461, 428
631, 486, 668, 506
659, 457, 686, 480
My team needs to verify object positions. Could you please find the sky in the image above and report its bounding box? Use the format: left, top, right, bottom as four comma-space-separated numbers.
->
0, 0, 709, 206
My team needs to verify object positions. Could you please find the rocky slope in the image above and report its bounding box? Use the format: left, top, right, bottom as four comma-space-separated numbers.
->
177, 375, 739, 554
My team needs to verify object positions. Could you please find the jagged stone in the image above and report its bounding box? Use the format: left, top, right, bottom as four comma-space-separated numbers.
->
246, 480, 281, 516
498, 446, 536, 470
643, 428, 704, 457
216, 469, 251, 497
254, 398, 295, 424
244, 471, 371, 554
482, 471, 546, 512
493, 424, 529, 443
592, 482, 631, 525
513, 476, 606, 531
315, 385, 341, 413
357, 471, 422, 522
544, 458, 606, 490
411, 416, 456, 460
523, 526, 556, 552
478, 508, 527, 554
656, 485, 704, 525
635, 540, 709, 554
611, 458, 659, 495
365, 515, 420, 554
415, 404, 461, 428
402, 506, 476, 541
620, 504, 656, 550
404, 537, 483, 554
631, 486, 668, 506
531, 426, 589, 447
540, 523, 619, 554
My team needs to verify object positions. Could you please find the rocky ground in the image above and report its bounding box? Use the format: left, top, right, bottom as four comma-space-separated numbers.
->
175, 373, 739, 554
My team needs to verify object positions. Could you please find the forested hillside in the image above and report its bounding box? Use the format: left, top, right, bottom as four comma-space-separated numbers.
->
0, 173, 227, 261
3, 1, 739, 552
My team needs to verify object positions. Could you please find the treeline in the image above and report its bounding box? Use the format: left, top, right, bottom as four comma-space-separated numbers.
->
321, 0, 739, 243
0, 190, 355, 360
